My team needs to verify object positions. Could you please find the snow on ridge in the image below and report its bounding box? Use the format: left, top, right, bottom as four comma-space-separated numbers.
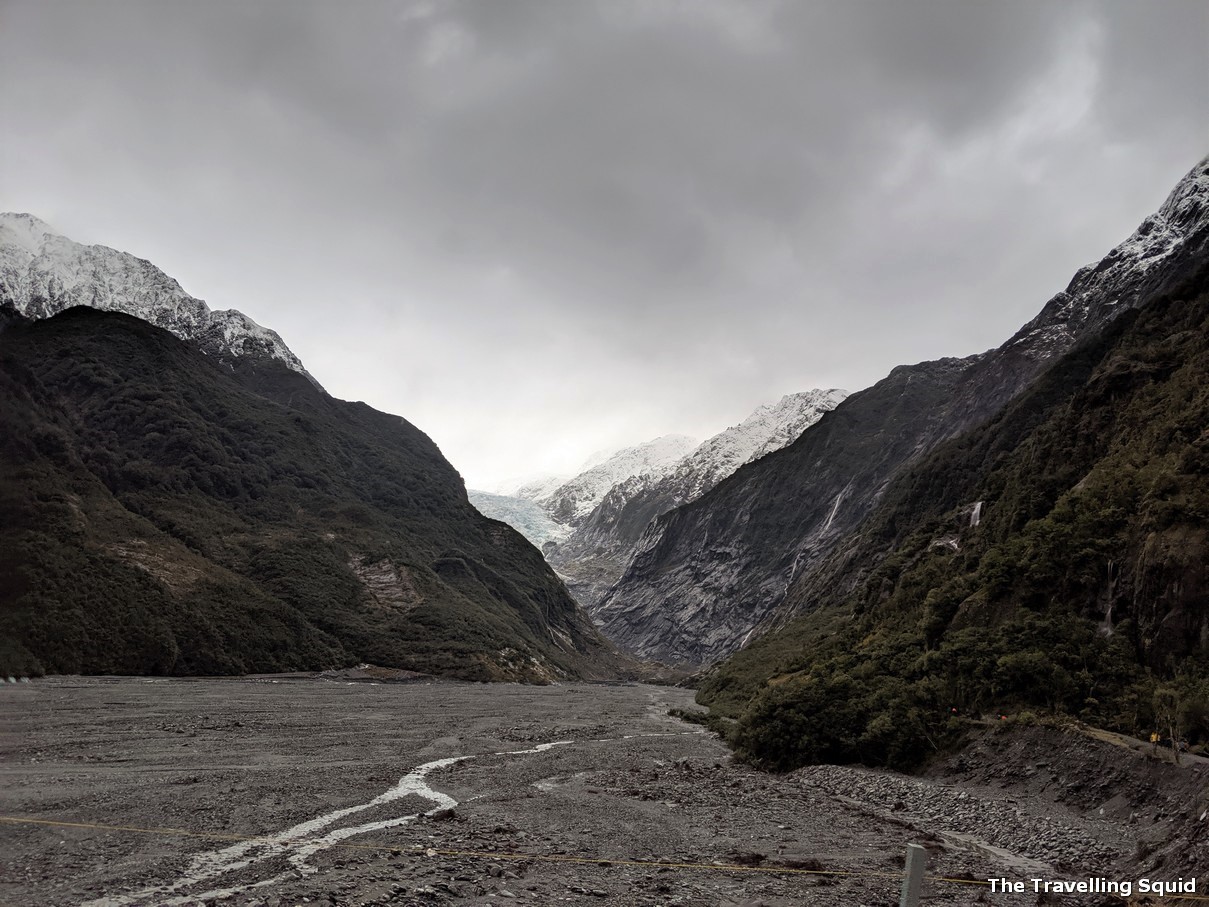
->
0, 213, 57, 256
531, 434, 698, 524
1008, 155, 1209, 358
0, 212, 314, 382
206, 308, 310, 374
736, 388, 848, 463
660, 388, 847, 500
480, 390, 847, 555
575, 447, 617, 473
513, 474, 575, 502
547, 392, 847, 526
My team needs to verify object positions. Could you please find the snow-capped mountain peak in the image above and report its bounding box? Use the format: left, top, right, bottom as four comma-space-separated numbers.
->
0, 213, 316, 384
673, 388, 849, 498
543, 387, 848, 609
537, 434, 699, 526
1008, 155, 1209, 357
513, 474, 575, 502
0, 213, 58, 255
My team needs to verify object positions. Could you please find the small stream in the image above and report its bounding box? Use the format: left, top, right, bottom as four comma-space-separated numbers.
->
81, 741, 572, 907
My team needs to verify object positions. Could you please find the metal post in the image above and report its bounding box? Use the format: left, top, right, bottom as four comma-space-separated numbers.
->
900, 843, 925, 907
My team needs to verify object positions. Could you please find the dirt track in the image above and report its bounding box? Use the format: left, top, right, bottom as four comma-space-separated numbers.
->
0, 678, 1199, 907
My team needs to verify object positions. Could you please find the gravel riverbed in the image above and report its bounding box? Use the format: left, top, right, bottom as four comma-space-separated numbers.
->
1, 677, 1197, 907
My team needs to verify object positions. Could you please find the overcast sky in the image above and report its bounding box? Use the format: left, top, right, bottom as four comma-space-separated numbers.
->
2, 1, 1206, 489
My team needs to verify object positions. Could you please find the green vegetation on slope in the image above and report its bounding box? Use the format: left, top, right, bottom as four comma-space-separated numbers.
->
0, 307, 614, 680
699, 286, 1209, 771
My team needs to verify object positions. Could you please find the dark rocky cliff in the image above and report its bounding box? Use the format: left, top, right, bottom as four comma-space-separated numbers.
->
702, 276, 1209, 771
549, 390, 844, 614
597, 156, 1209, 667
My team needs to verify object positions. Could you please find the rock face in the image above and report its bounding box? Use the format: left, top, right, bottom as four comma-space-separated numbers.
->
481, 393, 845, 576
702, 279, 1209, 772
597, 155, 1209, 667
548, 389, 846, 610
594, 358, 977, 665
0, 213, 317, 385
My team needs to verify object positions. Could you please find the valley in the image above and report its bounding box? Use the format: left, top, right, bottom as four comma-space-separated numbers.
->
3, 677, 1202, 907
3, 9, 1208, 907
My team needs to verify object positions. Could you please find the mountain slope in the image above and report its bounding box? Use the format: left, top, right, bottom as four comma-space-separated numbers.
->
0, 213, 316, 384
593, 359, 975, 664
701, 274, 1209, 770
548, 389, 846, 610
596, 156, 1209, 667
529, 434, 698, 528
0, 306, 617, 681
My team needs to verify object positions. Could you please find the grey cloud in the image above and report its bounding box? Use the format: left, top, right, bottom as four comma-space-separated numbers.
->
1, 0, 1205, 486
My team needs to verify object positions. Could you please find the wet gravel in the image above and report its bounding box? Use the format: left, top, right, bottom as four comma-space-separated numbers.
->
0, 677, 1171, 907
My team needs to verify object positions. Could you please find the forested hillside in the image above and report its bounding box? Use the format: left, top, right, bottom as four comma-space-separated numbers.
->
593, 158, 1209, 668
0, 306, 617, 681
700, 278, 1209, 770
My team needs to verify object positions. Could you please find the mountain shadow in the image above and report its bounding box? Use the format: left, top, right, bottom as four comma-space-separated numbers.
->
0, 306, 619, 682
